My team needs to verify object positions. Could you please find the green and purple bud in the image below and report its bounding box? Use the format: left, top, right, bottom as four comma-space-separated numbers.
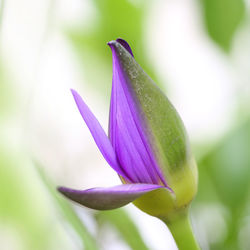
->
58, 39, 198, 220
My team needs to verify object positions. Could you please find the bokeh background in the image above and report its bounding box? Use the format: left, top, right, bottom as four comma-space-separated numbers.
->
1, 0, 250, 249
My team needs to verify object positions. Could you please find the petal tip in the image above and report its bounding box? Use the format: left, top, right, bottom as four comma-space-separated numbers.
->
70, 88, 78, 98
58, 186, 77, 197
57, 186, 79, 201
107, 40, 116, 48
57, 186, 67, 195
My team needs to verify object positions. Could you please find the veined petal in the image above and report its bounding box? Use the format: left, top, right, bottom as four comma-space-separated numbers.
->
108, 41, 167, 186
110, 60, 156, 183
108, 38, 133, 145
71, 89, 129, 181
58, 184, 165, 210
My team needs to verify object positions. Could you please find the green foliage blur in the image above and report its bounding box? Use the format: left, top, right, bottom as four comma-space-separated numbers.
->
200, 0, 245, 51
67, 0, 159, 93
0, 0, 249, 249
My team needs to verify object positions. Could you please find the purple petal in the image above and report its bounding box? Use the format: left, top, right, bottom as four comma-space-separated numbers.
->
71, 89, 129, 181
58, 184, 164, 210
116, 38, 134, 57
108, 41, 167, 186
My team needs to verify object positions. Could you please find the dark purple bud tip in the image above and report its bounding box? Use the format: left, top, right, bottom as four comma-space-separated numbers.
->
107, 39, 134, 57
116, 38, 134, 57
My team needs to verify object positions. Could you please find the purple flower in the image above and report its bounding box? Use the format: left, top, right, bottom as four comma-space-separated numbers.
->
58, 39, 198, 217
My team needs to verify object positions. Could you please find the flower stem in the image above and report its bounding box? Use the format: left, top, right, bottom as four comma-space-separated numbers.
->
160, 211, 200, 250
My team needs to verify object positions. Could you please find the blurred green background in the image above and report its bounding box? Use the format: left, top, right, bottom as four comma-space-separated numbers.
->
0, 0, 250, 249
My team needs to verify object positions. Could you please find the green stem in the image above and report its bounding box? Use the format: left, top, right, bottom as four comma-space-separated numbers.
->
160, 211, 200, 250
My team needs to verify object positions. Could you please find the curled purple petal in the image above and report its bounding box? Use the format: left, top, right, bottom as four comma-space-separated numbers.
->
58, 184, 165, 210
71, 89, 129, 181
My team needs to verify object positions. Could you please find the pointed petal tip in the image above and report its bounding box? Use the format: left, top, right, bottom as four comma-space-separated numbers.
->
58, 186, 71, 197
107, 40, 116, 48
57, 186, 66, 193
70, 88, 79, 99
